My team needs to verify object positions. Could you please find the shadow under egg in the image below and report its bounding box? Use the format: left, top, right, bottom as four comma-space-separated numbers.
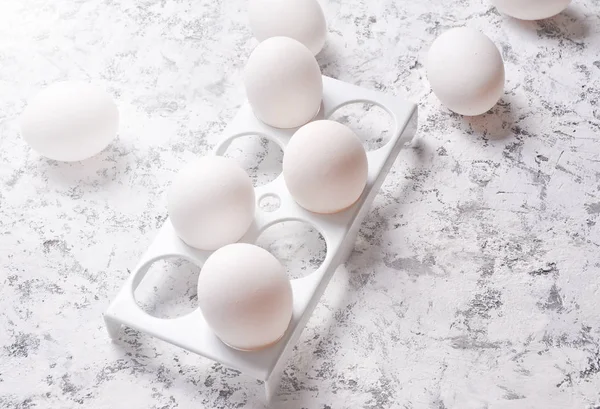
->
461, 97, 517, 141
537, 7, 590, 40
36, 138, 132, 187
508, 6, 590, 42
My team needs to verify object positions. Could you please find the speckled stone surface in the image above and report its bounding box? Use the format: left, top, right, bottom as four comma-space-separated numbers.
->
1, 0, 600, 408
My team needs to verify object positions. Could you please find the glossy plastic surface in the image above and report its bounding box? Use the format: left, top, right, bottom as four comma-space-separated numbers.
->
104, 76, 418, 399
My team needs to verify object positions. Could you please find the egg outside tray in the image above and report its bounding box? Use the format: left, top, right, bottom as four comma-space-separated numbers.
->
104, 76, 418, 399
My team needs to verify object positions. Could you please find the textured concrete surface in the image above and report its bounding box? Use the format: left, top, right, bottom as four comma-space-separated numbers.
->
1, 0, 600, 408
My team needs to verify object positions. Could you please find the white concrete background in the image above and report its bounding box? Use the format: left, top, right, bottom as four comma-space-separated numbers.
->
1, 0, 599, 408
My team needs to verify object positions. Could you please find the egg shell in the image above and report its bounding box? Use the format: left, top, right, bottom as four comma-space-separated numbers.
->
244, 36, 323, 129
427, 27, 505, 116
249, 0, 327, 55
492, 0, 571, 20
197, 243, 293, 351
283, 120, 368, 214
168, 156, 255, 251
20, 81, 119, 162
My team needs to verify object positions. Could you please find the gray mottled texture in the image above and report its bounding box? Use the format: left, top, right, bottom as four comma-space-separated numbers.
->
1, 0, 600, 408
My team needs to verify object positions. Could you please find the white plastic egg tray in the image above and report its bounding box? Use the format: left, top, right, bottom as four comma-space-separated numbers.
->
104, 76, 417, 398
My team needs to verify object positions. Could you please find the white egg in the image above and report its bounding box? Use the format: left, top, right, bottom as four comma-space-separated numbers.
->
283, 120, 368, 214
427, 27, 505, 116
20, 81, 119, 162
244, 36, 323, 129
168, 156, 255, 251
197, 243, 293, 351
493, 0, 571, 20
249, 0, 327, 55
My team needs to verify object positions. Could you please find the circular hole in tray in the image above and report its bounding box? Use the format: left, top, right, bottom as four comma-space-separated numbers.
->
328, 102, 394, 151
134, 257, 201, 319
222, 134, 283, 187
255, 220, 327, 280
259, 193, 281, 212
